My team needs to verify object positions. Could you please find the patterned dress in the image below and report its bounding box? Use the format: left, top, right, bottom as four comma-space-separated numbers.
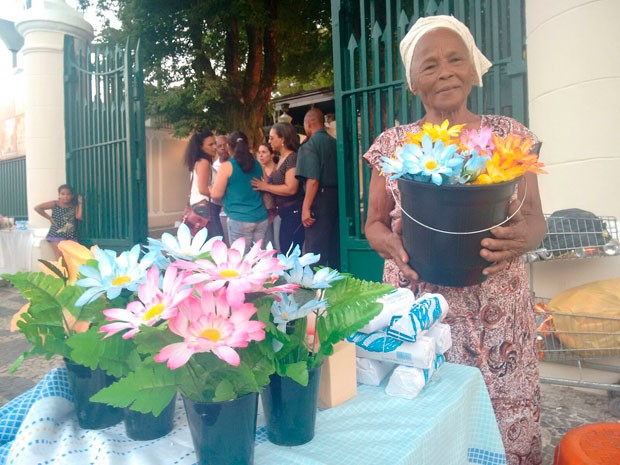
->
364, 115, 542, 465
46, 204, 78, 241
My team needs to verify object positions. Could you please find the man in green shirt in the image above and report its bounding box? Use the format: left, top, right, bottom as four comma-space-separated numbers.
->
296, 108, 340, 268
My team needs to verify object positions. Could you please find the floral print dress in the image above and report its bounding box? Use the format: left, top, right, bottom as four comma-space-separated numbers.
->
364, 115, 542, 465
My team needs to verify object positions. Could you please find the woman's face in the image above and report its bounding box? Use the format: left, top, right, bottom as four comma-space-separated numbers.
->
410, 28, 476, 114
201, 136, 217, 157
268, 128, 284, 152
257, 145, 274, 165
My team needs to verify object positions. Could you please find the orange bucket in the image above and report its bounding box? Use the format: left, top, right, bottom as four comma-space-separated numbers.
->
553, 423, 620, 465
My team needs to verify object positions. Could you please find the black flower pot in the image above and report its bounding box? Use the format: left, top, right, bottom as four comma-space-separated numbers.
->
261, 365, 322, 446
124, 395, 176, 441
182, 392, 258, 465
63, 358, 124, 430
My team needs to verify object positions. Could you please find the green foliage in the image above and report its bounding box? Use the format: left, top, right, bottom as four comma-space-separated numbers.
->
86, 0, 333, 141
66, 327, 141, 378
133, 324, 183, 354
90, 361, 178, 416
2, 272, 112, 363
318, 278, 392, 348
259, 276, 393, 383
90, 338, 274, 414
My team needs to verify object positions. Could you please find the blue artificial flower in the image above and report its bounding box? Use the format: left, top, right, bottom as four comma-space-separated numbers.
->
380, 144, 424, 181
277, 244, 320, 270
148, 223, 220, 261
310, 267, 345, 289
408, 134, 462, 186
270, 293, 328, 333
75, 244, 156, 307
459, 150, 491, 184
280, 261, 344, 289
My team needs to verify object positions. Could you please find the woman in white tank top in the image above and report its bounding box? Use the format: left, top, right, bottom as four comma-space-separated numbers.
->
184, 130, 225, 239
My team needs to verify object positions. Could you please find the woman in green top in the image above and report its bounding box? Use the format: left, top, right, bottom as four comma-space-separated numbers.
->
210, 131, 268, 253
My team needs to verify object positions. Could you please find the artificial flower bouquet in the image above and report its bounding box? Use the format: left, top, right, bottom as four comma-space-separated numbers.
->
76, 226, 297, 415
254, 247, 393, 387
379, 119, 546, 185
61, 225, 391, 416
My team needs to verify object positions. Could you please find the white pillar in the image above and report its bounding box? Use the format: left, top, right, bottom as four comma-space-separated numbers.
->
14, 0, 93, 264
525, 1, 620, 295
16, 0, 93, 230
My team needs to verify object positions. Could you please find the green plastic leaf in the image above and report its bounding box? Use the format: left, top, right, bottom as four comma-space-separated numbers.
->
284, 361, 309, 386
8, 353, 27, 374
4, 273, 74, 360
133, 325, 182, 355
56, 285, 111, 325
213, 379, 235, 402
67, 327, 141, 377
38, 260, 67, 281
318, 278, 393, 356
2, 272, 65, 307
90, 362, 177, 416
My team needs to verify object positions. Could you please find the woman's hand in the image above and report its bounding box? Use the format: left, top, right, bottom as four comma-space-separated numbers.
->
480, 173, 547, 276
382, 217, 419, 282
365, 170, 419, 283
480, 198, 529, 275
251, 177, 269, 192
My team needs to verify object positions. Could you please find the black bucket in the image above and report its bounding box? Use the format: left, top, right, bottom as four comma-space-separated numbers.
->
397, 177, 519, 287
261, 365, 322, 446
124, 395, 176, 441
182, 392, 258, 465
64, 358, 124, 430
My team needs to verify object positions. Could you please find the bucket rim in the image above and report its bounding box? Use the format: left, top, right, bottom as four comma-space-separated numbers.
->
392, 176, 527, 235
397, 176, 521, 191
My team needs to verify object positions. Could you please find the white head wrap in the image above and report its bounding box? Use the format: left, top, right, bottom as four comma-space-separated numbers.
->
399, 15, 492, 92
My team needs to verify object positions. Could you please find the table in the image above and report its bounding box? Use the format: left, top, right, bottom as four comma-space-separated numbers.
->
0, 230, 33, 275
0, 363, 506, 465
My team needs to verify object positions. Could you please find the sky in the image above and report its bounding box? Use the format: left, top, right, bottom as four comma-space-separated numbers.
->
0, 0, 110, 75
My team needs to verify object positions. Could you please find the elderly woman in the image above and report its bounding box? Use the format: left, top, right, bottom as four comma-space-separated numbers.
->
364, 16, 546, 465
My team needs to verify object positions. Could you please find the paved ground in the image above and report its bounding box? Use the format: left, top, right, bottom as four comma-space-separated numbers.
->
0, 279, 618, 464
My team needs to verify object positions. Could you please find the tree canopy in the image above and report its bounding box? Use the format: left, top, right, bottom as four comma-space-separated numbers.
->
83, 0, 333, 146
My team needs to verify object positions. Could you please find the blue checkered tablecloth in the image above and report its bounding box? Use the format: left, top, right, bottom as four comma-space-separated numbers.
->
0, 363, 506, 465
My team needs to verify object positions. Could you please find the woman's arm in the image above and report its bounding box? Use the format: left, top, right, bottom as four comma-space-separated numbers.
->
481, 172, 547, 275
75, 195, 83, 220
195, 159, 212, 196
34, 200, 57, 222
209, 161, 232, 200
365, 169, 419, 282
251, 167, 299, 196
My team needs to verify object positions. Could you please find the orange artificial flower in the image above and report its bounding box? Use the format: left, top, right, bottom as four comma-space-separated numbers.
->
58, 240, 96, 284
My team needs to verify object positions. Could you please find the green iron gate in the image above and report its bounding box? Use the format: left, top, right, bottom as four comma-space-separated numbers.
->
64, 36, 147, 251
0, 157, 27, 221
331, 0, 528, 281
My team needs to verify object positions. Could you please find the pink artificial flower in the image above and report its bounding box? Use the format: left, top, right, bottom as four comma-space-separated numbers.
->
178, 238, 287, 308
460, 126, 495, 155
99, 265, 192, 339
154, 289, 265, 369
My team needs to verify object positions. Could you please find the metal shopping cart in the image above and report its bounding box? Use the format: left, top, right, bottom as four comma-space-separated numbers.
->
525, 211, 619, 263
534, 298, 620, 416
528, 212, 620, 417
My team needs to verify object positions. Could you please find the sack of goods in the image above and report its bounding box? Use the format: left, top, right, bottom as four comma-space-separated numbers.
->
348, 289, 453, 400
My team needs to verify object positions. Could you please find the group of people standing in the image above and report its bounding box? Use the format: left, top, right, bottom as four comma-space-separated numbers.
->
184, 108, 340, 267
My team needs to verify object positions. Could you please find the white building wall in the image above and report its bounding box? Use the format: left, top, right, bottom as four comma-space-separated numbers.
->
145, 127, 189, 232
526, 0, 620, 299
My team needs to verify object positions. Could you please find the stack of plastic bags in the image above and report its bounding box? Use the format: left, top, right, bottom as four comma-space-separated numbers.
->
347, 288, 452, 400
